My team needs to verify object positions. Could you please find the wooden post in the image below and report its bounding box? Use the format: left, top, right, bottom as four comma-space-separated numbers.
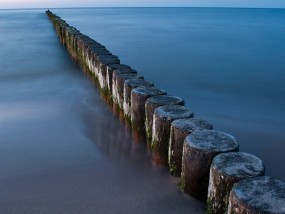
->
181, 130, 239, 201
151, 105, 194, 165
123, 78, 154, 119
145, 95, 184, 141
130, 86, 166, 133
228, 176, 285, 214
207, 152, 265, 214
169, 118, 213, 177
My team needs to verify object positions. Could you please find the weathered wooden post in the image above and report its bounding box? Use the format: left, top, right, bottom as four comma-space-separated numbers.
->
181, 130, 239, 201
112, 68, 137, 102
123, 78, 154, 119
228, 176, 285, 214
113, 73, 143, 109
151, 105, 194, 165
90, 48, 110, 75
207, 152, 265, 214
145, 95, 184, 141
94, 55, 119, 81
169, 118, 213, 177
130, 86, 166, 133
105, 64, 131, 93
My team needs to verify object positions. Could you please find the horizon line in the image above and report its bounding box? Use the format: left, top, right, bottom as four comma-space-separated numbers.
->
1, 6, 285, 10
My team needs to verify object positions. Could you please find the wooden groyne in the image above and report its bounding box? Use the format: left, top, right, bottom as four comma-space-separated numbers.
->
46, 10, 285, 214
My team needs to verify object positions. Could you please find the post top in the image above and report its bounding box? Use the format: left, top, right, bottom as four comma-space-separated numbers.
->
113, 67, 137, 75
231, 176, 285, 213
124, 78, 153, 88
146, 95, 184, 106
97, 54, 119, 60
106, 64, 131, 70
154, 105, 194, 120
171, 118, 213, 133
116, 73, 140, 80
212, 152, 264, 178
131, 86, 166, 97
185, 130, 239, 152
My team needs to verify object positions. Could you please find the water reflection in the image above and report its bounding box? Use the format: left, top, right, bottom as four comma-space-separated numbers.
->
81, 64, 151, 168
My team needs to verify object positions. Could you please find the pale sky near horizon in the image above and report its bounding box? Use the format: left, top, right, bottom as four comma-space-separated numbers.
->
1, 0, 285, 9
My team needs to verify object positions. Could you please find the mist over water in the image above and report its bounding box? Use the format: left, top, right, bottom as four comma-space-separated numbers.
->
0, 9, 204, 213
54, 7, 285, 179
0, 7, 284, 213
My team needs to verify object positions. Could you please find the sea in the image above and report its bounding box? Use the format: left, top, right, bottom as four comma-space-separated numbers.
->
0, 7, 284, 213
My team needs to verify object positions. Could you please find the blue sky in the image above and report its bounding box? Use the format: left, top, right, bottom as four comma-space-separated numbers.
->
1, 0, 285, 9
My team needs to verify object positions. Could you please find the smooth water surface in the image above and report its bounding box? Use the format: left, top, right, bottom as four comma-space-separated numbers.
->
54, 7, 285, 179
0, 10, 204, 213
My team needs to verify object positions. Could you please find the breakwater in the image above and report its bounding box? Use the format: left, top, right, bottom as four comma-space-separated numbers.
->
46, 10, 285, 213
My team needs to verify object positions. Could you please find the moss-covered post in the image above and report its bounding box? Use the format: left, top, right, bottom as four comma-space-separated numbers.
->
145, 95, 184, 142
151, 105, 194, 165
82, 40, 104, 71
114, 73, 143, 109
123, 78, 154, 119
169, 118, 213, 177
112, 68, 137, 104
207, 152, 265, 214
94, 55, 119, 81
181, 130, 239, 201
130, 86, 166, 133
58, 22, 69, 45
105, 64, 130, 93
90, 48, 111, 76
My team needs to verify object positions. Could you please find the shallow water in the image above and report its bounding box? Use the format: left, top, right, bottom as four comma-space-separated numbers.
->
53, 7, 285, 180
1, 7, 285, 213
0, 9, 204, 213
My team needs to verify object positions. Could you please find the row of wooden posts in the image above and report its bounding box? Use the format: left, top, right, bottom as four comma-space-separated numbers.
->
46, 10, 285, 214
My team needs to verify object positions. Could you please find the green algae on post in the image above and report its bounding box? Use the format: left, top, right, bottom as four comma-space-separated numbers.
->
151, 105, 194, 165
169, 118, 213, 177
145, 95, 185, 142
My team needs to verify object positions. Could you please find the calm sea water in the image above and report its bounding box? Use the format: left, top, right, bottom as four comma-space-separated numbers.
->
54, 7, 285, 178
0, 7, 284, 213
0, 9, 204, 213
